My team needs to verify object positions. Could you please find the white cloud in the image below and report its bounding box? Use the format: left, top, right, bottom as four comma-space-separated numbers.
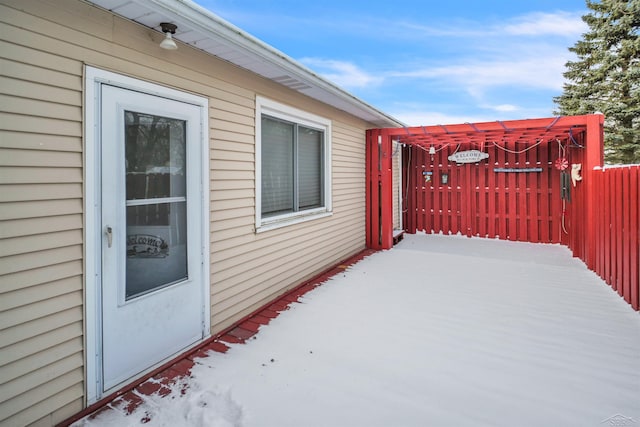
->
389, 110, 496, 127
388, 102, 553, 127
351, 10, 587, 41
390, 20, 485, 38
487, 104, 519, 112
391, 54, 568, 94
503, 11, 587, 37
377, 12, 583, 98
298, 58, 383, 89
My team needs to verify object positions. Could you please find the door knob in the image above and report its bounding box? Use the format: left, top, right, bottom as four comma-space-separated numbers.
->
105, 226, 113, 248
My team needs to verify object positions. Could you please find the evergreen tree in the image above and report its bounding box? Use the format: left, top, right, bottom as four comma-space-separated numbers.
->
554, 0, 640, 164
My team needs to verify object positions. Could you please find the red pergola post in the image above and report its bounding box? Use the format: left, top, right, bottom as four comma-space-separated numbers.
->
380, 130, 394, 249
366, 129, 394, 250
583, 114, 605, 269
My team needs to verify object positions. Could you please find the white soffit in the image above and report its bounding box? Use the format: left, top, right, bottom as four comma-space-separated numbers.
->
87, 0, 403, 128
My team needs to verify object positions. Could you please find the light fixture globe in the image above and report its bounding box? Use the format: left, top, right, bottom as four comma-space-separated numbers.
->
159, 22, 178, 50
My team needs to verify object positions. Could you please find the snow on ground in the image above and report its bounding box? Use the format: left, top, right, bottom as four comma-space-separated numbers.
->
79, 234, 640, 427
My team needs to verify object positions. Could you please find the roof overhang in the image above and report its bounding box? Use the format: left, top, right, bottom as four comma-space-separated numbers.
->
87, 0, 403, 128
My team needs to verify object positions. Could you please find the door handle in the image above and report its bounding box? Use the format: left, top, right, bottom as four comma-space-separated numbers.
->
105, 226, 113, 248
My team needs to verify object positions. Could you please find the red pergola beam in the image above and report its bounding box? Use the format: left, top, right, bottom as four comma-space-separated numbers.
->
387, 116, 591, 150
387, 115, 592, 137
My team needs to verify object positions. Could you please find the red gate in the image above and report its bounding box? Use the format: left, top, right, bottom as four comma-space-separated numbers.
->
403, 138, 569, 243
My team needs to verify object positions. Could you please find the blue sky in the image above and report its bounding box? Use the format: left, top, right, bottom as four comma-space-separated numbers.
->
195, 0, 589, 126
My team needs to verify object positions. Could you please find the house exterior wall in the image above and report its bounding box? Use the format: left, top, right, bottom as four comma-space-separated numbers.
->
0, 0, 373, 425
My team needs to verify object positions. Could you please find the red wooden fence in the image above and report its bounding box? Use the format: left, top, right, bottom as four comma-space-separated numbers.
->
401, 148, 639, 310
584, 165, 639, 310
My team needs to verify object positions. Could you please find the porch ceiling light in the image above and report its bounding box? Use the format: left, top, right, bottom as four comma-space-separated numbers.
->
159, 23, 178, 50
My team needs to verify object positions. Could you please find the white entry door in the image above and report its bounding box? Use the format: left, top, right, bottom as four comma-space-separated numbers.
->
100, 84, 206, 391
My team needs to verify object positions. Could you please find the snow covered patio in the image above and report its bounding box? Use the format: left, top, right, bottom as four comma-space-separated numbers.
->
77, 234, 640, 427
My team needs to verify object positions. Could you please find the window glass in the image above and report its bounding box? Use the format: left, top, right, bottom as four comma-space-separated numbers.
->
298, 126, 323, 209
261, 116, 325, 218
261, 117, 294, 217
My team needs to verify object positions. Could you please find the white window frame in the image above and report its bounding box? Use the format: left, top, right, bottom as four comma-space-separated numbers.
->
255, 96, 332, 232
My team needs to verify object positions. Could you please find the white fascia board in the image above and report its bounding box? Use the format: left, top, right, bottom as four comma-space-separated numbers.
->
127, 0, 404, 128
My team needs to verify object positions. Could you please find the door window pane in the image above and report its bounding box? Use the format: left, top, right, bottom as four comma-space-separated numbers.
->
124, 111, 188, 299
125, 111, 186, 200
126, 202, 187, 298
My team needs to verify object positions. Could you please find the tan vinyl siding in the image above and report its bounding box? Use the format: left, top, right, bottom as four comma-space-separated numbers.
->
1, 1, 85, 423
1, 0, 378, 424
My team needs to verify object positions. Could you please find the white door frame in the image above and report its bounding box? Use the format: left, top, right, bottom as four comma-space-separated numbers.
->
84, 66, 210, 403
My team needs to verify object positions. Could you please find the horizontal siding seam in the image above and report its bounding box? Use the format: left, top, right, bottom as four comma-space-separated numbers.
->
0, 289, 82, 330
211, 242, 364, 329
211, 229, 363, 302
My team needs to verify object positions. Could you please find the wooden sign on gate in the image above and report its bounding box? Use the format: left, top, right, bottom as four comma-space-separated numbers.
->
448, 150, 489, 164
